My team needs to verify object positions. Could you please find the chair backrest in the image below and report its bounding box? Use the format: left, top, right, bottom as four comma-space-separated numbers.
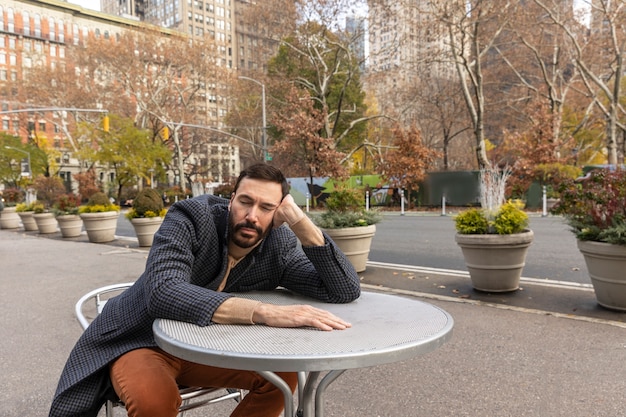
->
75, 283, 135, 330
74, 282, 244, 416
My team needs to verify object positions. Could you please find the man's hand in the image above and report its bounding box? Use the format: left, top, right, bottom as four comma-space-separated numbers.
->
273, 194, 305, 228
252, 303, 352, 331
273, 194, 324, 246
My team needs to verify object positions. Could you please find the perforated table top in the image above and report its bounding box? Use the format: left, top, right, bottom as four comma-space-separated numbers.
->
153, 290, 453, 373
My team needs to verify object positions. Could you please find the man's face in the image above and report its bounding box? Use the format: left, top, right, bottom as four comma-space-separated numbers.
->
228, 178, 283, 249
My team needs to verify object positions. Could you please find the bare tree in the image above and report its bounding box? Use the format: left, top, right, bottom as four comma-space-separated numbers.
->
80, 28, 230, 189
534, 0, 626, 165
434, 0, 519, 169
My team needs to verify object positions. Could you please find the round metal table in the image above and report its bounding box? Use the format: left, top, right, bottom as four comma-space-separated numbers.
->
153, 290, 453, 417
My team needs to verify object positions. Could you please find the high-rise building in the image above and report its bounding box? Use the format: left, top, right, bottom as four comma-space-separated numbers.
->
100, 0, 292, 73
365, 0, 455, 125
345, 15, 366, 71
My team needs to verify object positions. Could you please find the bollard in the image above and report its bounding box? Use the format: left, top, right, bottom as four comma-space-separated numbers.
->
365, 191, 370, 211
441, 195, 447, 216
306, 193, 310, 213
542, 185, 547, 217
400, 189, 405, 216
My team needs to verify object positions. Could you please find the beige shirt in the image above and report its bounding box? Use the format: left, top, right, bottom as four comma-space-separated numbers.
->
211, 253, 262, 325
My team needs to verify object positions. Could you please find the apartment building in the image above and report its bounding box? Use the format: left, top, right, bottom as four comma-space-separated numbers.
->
101, 0, 289, 74
0, 0, 241, 191
365, 0, 455, 123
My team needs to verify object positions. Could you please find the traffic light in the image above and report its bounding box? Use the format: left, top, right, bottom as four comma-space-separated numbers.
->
161, 126, 169, 141
102, 115, 110, 132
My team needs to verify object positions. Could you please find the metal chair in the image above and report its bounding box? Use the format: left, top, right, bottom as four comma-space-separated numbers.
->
75, 283, 243, 417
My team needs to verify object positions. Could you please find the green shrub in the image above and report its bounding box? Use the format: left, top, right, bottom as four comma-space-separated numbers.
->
16, 202, 37, 212
31, 201, 46, 213
311, 187, 381, 229
454, 208, 489, 234
312, 210, 381, 228
78, 192, 120, 213
455, 201, 528, 235
325, 188, 364, 213
494, 202, 529, 234
126, 188, 166, 219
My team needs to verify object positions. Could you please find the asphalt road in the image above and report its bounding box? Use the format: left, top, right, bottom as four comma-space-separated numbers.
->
116, 210, 591, 285
368, 213, 590, 284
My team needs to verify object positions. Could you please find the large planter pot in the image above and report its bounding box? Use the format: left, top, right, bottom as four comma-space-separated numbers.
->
17, 211, 38, 231
323, 225, 376, 273
130, 216, 164, 247
0, 207, 21, 229
80, 211, 119, 243
33, 212, 58, 234
56, 214, 83, 238
455, 230, 534, 292
577, 240, 626, 311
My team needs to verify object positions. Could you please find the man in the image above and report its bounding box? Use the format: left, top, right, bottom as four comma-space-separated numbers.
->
49, 163, 360, 417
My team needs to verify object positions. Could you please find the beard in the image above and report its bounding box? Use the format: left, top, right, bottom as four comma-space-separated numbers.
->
228, 219, 268, 248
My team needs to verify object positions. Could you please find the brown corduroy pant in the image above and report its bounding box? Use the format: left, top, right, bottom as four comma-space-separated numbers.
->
110, 347, 298, 417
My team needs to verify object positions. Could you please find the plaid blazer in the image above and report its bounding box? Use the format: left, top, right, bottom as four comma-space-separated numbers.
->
49, 194, 360, 417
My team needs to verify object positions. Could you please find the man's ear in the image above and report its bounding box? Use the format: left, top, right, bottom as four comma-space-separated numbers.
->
228, 192, 235, 210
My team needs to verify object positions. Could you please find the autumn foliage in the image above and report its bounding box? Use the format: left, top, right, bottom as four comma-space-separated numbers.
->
271, 88, 348, 180
376, 126, 441, 208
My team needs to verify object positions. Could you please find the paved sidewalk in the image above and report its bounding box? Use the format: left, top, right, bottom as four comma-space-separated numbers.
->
2, 228, 626, 417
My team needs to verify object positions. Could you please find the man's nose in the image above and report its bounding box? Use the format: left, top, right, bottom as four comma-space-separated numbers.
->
245, 205, 260, 222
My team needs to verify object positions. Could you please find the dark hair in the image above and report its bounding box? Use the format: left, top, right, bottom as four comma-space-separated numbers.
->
233, 164, 289, 198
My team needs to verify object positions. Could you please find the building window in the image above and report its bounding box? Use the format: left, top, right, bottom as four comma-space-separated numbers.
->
48, 17, 55, 41
73, 24, 80, 44
34, 14, 41, 37
7, 8, 14, 32
58, 20, 64, 42
23, 11, 30, 36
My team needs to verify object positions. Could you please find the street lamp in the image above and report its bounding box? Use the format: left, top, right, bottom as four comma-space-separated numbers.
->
4, 146, 31, 178
238, 76, 268, 162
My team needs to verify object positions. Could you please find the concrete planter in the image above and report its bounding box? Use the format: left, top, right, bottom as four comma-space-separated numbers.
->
80, 211, 119, 243
577, 240, 626, 311
56, 214, 83, 238
17, 211, 38, 231
323, 225, 376, 273
455, 230, 534, 292
0, 207, 21, 229
33, 212, 58, 234
130, 217, 163, 247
